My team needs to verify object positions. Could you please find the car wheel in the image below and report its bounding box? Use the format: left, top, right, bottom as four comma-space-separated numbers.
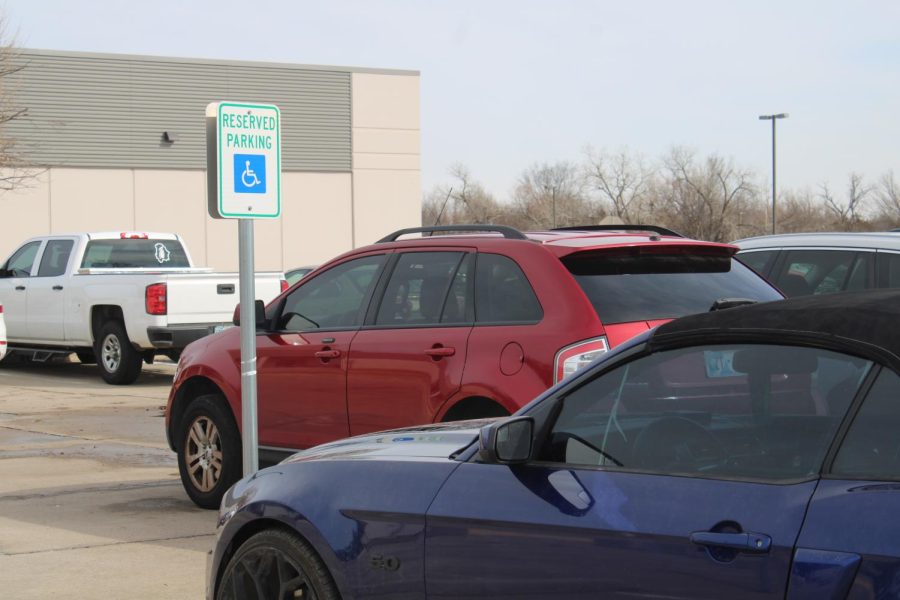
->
177, 394, 241, 509
217, 529, 339, 600
95, 321, 142, 384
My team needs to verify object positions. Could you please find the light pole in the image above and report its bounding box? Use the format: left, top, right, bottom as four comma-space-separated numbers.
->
758, 113, 788, 234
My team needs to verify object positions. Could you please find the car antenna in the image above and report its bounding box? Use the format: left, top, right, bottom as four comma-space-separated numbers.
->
431, 187, 454, 231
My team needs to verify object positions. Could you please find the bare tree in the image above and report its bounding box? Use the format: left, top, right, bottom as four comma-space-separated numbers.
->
583, 147, 654, 223
422, 164, 504, 226
656, 148, 758, 242
820, 173, 871, 230
874, 171, 900, 225
512, 161, 600, 229
0, 27, 38, 191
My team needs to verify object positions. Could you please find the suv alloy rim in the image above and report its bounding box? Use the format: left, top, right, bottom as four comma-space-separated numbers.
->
101, 333, 121, 372
186, 416, 222, 492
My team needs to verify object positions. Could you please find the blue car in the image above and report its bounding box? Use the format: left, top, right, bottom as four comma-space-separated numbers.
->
209, 290, 900, 599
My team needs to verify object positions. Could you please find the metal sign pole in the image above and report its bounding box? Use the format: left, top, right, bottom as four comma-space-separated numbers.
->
238, 218, 259, 475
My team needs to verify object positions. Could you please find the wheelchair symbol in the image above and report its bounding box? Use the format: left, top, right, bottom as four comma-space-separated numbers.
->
242, 160, 261, 188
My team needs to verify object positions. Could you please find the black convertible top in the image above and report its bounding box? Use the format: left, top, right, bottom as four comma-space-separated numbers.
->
650, 289, 900, 370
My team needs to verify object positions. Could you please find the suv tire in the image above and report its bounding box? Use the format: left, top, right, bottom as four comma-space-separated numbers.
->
95, 321, 143, 385
177, 394, 242, 509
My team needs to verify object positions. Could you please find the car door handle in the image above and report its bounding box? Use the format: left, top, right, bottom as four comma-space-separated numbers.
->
314, 350, 341, 359
53, 285, 64, 291
690, 531, 771, 554
424, 346, 456, 358
15, 285, 25, 291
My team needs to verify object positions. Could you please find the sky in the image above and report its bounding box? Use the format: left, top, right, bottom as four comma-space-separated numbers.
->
3, 0, 898, 201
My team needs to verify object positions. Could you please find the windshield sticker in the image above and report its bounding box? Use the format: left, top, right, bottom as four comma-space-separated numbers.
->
154, 243, 171, 264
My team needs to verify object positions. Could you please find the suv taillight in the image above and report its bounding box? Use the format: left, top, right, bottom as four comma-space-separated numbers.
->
554, 336, 609, 383
280, 279, 289, 293
146, 283, 167, 315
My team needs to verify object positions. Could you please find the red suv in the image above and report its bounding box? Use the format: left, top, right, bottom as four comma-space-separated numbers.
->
166, 225, 783, 507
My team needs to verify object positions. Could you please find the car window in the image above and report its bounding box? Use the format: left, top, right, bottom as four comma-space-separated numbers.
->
773, 250, 861, 297
737, 250, 778, 277
475, 253, 542, 323
542, 344, 872, 482
80, 239, 191, 268
375, 252, 464, 326
877, 252, 900, 289
5, 241, 42, 277
442, 254, 474, 324
279, 254, 384, 331
564, 253, 782, 325
832, 369, 900, 480
37, 240, 74, 277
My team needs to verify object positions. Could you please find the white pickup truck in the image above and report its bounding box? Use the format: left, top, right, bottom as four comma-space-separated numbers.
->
0, 232, 285, 384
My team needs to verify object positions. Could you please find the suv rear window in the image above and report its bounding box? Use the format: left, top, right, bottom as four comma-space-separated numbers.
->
563, 250, 782, 324
81, 239, 190, 268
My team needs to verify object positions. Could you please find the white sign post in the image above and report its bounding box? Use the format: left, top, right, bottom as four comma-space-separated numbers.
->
206, 101, 281, 477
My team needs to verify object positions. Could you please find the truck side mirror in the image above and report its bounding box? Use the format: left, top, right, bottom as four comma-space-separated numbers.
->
232, 300, 270, 330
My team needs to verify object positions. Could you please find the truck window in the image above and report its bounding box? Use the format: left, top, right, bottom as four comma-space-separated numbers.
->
5, 241, 42, 277
37, 240, 75, 277
80, 239, 191, 268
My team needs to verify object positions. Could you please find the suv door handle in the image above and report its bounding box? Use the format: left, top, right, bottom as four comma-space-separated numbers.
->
424, 347, 456, 358
15, 285, 25, 291
690, 531, 771, 554
314, 349, 341, 359
53, 285, 64, 291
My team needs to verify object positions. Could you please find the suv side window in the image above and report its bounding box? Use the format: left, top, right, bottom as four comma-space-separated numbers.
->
279, 254, 384, 332
832, 369, 900, 480
542, 344, 871, 481
475, 253, 542, 323
37, 240, 74, 277
375, 252, 465, 326
5, 241, 42, 277
877, 252, 900, 289
773, 250, 869, 297
737, 250, 778, 277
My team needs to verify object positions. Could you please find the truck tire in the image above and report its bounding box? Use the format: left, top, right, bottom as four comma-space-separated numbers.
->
95, 321, 143, 385
177, 394, 242, 509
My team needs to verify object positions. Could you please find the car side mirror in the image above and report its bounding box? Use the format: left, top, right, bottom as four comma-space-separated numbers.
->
478, 416, 534, 464
0, 268, 10, 278
232, 299, 269, 330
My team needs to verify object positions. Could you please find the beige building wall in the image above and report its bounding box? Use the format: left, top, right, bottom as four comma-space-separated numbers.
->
0, 71, 421, 271
351, 72, 422, 246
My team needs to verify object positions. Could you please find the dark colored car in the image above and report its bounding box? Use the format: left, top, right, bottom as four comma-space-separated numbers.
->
167, 224, 782, 508
209, 290, 900, 600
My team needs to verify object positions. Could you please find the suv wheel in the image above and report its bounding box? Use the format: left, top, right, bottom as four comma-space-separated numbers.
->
95, 321, 143, 384
177, 394, 242, 509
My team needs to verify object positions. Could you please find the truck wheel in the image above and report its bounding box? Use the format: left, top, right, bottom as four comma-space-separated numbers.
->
95, 321, 143, 385
177, 394, 242, 509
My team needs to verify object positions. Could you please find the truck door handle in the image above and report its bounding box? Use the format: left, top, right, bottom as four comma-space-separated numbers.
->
314, 350, 341, 359
690, 531, 771, 554
15, 285, 25, 291
424, 346, 456, 358
53, 285, 64, 291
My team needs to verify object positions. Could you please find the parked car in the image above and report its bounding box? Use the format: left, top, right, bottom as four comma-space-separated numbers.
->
208, 289, 900, 600
167, 224, 783, 507
0, 302, 6, 361
284, 265, 316, 286
734, 231, 900, 297
0, 232, 286, 384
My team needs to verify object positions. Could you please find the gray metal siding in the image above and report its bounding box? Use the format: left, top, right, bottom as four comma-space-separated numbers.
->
5, 50, 351, 171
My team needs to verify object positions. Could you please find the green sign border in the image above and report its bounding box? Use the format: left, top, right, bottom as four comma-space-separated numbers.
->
217, 102, 282, 219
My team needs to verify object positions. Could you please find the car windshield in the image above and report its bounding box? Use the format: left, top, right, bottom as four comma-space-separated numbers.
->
564, 250, 783, 324
80, 239, 191, 268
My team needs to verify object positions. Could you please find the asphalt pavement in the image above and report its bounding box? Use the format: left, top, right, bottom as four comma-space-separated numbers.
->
0, 357, 217, 599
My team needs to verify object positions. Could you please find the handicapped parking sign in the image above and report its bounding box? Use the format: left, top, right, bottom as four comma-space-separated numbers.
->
234, 154, 266, 194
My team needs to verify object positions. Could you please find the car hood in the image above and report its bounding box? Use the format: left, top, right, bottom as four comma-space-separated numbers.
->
281, 419, 497, 464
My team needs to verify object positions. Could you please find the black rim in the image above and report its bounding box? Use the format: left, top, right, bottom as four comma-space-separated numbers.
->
220, 545, 316, 600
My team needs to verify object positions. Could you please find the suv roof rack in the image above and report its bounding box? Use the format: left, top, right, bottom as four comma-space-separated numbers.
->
377, 225, 529, 243
551, 224, 684, 238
